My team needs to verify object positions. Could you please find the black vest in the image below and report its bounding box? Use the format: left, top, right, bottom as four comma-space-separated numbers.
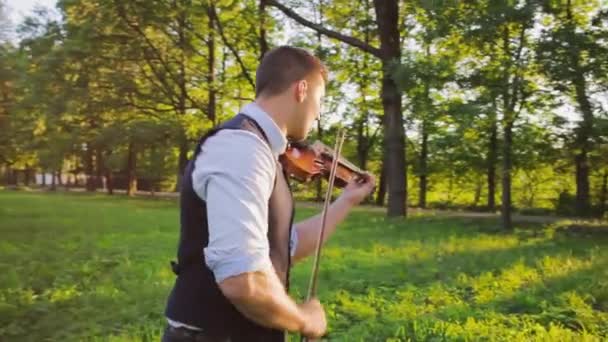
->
164, 114, 295, 341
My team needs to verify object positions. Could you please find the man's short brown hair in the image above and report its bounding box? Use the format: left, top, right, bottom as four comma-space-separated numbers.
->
255, 46, 328, 98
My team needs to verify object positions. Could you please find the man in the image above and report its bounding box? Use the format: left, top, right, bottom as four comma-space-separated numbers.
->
163, 46, 376, 342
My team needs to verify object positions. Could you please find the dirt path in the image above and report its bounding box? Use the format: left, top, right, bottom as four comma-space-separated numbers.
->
295, 201, 578, 224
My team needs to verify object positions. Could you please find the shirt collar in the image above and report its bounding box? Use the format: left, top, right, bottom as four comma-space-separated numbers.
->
240, 102, 287, 158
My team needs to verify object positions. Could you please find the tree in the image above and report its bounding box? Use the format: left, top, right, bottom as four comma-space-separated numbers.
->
537, 0, 608, 216
393, 1, 461, 208
461, 1, 539, 229
12, 9, 73, 187
112, 0, 209, 190
0, 44, 18, 168
268, 0, 407, 216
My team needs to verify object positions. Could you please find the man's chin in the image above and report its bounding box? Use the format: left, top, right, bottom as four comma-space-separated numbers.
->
287, 133, 308, 143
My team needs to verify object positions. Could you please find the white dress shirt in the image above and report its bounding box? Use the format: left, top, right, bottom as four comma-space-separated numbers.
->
168, 102, 298, 330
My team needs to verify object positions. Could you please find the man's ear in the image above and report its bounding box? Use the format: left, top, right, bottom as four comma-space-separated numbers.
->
294, 80, 308, 103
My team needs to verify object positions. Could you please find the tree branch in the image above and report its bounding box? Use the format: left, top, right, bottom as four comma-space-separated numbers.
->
206, 5, 256, 90
369, 123, 382, 148
115, 1, 184, 100
266, 0, 382, 58
508, 24, 528, 113
138, 58, 180, 109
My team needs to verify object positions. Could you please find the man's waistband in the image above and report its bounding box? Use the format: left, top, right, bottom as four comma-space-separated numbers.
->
163, 324, 230, 342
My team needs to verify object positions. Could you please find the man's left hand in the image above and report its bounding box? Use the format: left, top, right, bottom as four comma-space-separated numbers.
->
338, 173, 376, 206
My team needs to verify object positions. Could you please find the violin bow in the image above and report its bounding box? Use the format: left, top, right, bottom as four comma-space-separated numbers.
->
301, 129, 346, 342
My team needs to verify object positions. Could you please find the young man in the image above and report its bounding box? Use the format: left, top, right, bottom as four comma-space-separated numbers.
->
163, 46, 376, 342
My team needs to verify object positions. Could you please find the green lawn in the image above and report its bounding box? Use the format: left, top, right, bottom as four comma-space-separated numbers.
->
0, 191, 607, 341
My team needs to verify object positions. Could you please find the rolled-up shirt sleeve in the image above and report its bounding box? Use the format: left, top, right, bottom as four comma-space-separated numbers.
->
192, 130, 276, 283
290, 225, 298, 257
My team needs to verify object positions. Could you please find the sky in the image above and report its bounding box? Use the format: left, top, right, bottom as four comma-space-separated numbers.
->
6, 0, 56, 19
4, 0, 58, 39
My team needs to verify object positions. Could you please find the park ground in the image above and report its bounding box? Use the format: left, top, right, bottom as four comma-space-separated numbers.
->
0, 190, 607, 341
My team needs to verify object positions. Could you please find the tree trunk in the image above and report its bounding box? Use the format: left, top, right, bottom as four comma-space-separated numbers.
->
473, 178, 482, 207
102, 151, 112, 194
573, 75, 593, 217
599, 169, 607, 219
499, 23, 521, 231
176, 136, 189, 192
106, 169, 114, 195
4, 164, 10, 185
57, 170, 63, 186
419, 128, 428, 208
574, 152, 591, 216
96, 148, 104, 191
381, 69, 407, 216
259, 0, 269, 59
528, 191, 535, 208
126, 142, 137, 196
51, 171, 56, 191
315, 119, 323, 202
175, 6, 189, 193
375, 0, 406, 217
487, 110, 498, 210
447, 172, 453, 204
564, 0, 593, 217
85, 144, 97, 192
418, 44, 432, 209
376, 157, 387, 206
356, 119, 368, 171
501, 121, 513, 230
42, 172, 46, 186
207, 3, 217, 124
24, 167, 31, 186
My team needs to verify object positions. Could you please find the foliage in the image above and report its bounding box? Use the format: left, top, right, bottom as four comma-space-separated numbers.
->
1, 0, 607, 219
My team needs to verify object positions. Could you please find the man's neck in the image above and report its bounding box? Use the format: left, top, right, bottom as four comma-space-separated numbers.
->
254, 97, 288, 139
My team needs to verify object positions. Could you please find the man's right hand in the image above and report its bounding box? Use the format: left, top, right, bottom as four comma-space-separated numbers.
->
298, 298, 327, 339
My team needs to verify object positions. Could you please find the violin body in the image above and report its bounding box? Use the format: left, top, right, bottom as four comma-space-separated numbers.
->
279, 140, 365, 188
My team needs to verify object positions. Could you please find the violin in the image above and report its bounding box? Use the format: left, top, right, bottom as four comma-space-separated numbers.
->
279, 140, 366, 188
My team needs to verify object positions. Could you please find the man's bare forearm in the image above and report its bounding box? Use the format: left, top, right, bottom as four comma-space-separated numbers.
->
292, 196, 355, 262
218, 269, 306, 333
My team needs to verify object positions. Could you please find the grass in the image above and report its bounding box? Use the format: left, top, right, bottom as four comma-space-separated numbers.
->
0, 191, 607, 341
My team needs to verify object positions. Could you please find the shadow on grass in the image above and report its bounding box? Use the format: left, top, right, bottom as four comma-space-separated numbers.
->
413, 256, 608, 338
300, 215, 604, 294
